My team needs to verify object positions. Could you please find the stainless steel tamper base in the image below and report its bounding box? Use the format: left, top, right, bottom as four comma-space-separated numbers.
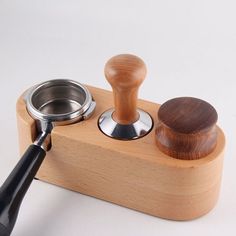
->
98, 109, 153, 140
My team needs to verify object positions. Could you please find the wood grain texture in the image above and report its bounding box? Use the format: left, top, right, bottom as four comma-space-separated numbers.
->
104, 54, 146, 124
156, 97, 218, 160
16, 86, 225, 220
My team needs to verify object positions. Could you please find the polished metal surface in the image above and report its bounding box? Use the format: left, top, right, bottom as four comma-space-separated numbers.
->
26, 79, 94, 124
33, 121, 53, 151
25, 79, 96, 150
98, 109, 153, 140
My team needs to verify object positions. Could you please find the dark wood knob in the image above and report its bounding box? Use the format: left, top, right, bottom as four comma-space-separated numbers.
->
104, 54, 147, 124
156, 97, 218, 160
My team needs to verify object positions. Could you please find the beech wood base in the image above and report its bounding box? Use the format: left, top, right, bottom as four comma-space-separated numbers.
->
16, 85, 225, 220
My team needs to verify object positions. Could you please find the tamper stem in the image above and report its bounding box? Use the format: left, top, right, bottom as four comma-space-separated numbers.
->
105, 54, 146, 125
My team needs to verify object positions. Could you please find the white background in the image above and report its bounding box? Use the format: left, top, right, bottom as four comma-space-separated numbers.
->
0, 0, 236, 235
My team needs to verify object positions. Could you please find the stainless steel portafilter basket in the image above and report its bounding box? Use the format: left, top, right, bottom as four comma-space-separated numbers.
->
27, 79, 94, 124
0, 79, 96, 236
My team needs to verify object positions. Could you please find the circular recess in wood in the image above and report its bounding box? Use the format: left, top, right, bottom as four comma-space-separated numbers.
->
156, 97, 218, 160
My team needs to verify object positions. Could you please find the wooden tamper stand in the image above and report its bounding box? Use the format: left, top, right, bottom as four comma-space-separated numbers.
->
156, 97, 218, 160
16, 54, 225, 221
98, 54, 153, 140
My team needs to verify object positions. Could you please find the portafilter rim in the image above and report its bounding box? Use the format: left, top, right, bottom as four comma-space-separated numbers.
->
26, 79, 92, 124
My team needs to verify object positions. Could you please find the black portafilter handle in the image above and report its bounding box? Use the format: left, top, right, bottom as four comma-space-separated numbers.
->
0, 145, 46, 235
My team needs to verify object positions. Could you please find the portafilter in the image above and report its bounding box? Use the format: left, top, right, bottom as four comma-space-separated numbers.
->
0, 79, 96, 236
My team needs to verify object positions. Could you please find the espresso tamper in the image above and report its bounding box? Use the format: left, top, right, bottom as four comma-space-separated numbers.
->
98, 54, 153, 140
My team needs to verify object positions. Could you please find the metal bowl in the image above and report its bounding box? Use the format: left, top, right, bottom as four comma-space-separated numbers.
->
26, 79, 93, 124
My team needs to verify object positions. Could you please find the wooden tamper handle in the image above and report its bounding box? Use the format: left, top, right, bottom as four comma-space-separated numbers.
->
156, 97, 218, 160
98, 54, 153, 140
104, 54, 147, 125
